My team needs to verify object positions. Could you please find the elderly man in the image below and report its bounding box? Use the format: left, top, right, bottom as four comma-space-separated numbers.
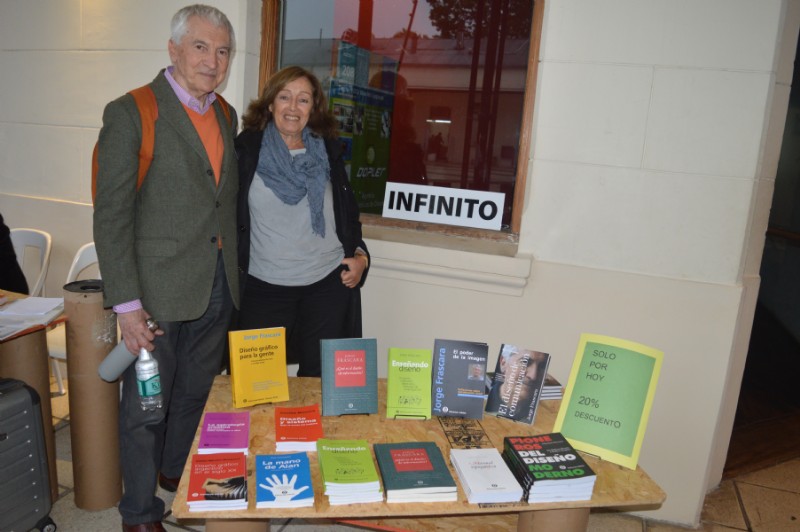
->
93, 5, 239, 531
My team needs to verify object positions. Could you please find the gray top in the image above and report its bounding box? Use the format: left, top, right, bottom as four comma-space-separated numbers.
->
248, 162, 343, 286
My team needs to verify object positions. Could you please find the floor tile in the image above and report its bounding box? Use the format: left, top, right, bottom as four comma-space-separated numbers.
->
588, 511, 643, 531
55, 460, 74, 496
737, 482, 800, 531
700, 480, 747, 529
736, 458, 800, 493
55, 422, 73, 463
50, 491, 122, 532
165, 516, 205, 531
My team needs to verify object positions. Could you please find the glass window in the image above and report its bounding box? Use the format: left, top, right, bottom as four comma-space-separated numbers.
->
277, 0, 536, 233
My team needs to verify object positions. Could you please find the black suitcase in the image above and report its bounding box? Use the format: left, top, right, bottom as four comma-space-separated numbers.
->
0, 378, 56, 532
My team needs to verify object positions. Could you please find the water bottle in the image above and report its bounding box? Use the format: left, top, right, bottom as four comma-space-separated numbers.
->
135, 347, 163, 410
98, 317, 160, 382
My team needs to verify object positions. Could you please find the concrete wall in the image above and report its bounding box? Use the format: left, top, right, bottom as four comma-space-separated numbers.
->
1, 0, 798, 526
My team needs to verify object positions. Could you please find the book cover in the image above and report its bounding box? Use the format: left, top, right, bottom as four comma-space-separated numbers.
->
320, 338, 378, 416
274, 404, 324, 451
485, 345, 551, 424
255, 452, 314, 508
386, 347, 433, 419
198, 411, 250, 454
316, 438, 381, 490
187, 452, 248, 511
449, 447, 523, 504
431, 338, 488, 419
228, 327, 289, 408
373, 441, 456, 501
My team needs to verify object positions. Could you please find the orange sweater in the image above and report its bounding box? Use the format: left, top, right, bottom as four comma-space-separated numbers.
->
184, 104, 223, 184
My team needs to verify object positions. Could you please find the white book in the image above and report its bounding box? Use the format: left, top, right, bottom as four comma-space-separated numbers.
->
450, 448, 523, 504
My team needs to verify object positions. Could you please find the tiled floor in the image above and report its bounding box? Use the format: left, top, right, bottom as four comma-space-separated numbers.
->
45, 369, 800, 532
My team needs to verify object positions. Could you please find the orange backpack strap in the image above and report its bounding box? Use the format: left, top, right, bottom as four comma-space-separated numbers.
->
92, 85, 158, 203
93, 87, 231, 203
128, 86, 158, 191
214, 92, 232, 129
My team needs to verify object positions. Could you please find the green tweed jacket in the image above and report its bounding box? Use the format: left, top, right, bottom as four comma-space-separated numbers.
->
93, 71, 240, 321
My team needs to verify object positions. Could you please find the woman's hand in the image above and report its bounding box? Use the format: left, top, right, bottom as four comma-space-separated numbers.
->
340, 254, 368, 288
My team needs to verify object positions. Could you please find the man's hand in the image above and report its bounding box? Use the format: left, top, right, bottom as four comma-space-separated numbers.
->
118, 309, 163, 354
259, 474, 308, 502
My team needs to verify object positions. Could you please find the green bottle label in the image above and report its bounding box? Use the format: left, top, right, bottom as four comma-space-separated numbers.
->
137, 375, 162, 397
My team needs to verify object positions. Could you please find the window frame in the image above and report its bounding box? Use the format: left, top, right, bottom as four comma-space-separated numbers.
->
258, 0, 544, 253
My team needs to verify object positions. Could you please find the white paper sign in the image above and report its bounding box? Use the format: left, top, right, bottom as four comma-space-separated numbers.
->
382, 183, 505, 230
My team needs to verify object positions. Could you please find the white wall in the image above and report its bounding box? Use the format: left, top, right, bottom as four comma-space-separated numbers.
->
1, 0, 797, 527
363, 1, 797, 526
0, 0, 262, 294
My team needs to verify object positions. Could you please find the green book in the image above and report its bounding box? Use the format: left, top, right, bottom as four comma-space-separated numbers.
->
386, 348, 433, 419
320, 338, 378, 416
373, 441, 457, 503
316, 439, 381, 491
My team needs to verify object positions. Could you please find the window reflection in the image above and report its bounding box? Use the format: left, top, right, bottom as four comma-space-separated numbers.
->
281, 0, 533, 227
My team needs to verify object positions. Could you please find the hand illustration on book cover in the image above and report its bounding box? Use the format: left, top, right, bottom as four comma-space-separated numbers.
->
486, 345, 550, 423
259, 474, 309, 502
202, 475, 247, 500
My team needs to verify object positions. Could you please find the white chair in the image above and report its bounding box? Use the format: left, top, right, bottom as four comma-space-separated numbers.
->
10, 228, 52, 296
46, 243, 99, 396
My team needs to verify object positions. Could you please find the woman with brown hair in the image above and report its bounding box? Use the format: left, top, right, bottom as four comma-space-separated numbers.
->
234, 66, 369, 377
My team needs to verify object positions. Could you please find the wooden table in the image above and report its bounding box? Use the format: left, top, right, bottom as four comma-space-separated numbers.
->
0, 291, 63, 502
171, 376, 665, 532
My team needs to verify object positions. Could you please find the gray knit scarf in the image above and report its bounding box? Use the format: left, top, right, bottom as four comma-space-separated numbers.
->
256, 121, 330, 237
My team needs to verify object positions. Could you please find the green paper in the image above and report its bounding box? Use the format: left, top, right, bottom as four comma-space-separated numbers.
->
554, 334, 663, 469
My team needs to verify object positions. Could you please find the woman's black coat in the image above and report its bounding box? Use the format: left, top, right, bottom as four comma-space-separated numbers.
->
234, 128, 369, 337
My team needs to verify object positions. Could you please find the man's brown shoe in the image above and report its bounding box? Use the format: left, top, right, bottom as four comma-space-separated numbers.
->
158, 472, 181, 492
121, 521, 166, 532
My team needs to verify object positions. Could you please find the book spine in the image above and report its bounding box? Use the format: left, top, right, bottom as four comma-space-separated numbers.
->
501, 446, 534, 496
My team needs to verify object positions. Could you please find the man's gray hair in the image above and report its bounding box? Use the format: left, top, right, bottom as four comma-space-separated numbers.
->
171, 4, 235, 51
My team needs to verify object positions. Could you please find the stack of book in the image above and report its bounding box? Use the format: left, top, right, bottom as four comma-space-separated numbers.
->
186, 452, 248, 511
502, 433, 596, 503
317, 439, 383, 505
197, 411, 250, 455
449, 447, 523, 504
373, 442, 457, 503
274, 404, 324, 452
541, 374, 564, 400
255, 452, 315, 508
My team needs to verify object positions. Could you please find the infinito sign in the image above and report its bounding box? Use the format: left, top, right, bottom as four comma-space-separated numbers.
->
382, 183, 505, 231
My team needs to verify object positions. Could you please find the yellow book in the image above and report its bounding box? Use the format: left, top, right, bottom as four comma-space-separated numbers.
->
228, 327, 289, 408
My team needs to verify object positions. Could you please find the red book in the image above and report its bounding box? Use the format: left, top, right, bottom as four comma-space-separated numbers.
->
274, 404, 324, 452
187, 452, 248, 511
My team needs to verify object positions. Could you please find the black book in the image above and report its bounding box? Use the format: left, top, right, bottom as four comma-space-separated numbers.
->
485, 345, 551, 424
431, 338, 488, 419
503, 433, 596, 503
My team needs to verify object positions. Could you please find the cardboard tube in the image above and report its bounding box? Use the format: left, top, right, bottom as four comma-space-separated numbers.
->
63, 279, 122, 510
517, 508, 589, 531
206, 519, 270, 532
0, 329, 58, 502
